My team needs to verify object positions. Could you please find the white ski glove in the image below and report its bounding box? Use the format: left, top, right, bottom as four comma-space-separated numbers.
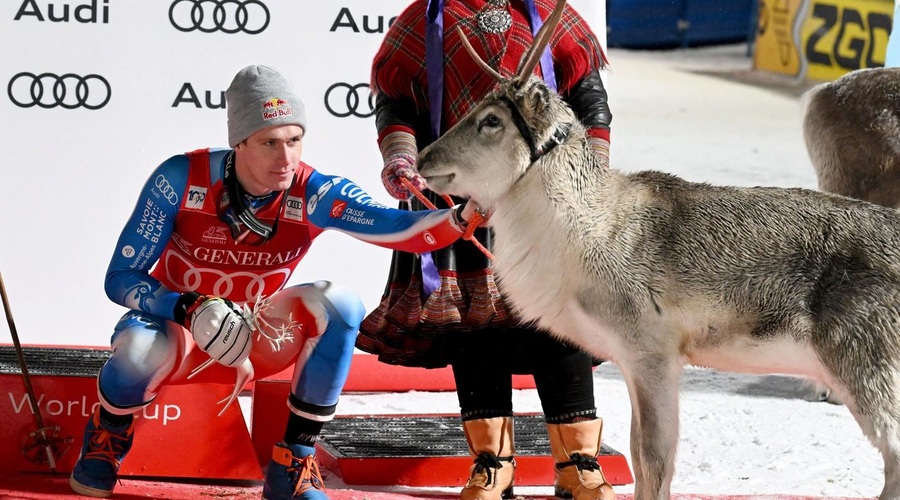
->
176, 293, 253, 368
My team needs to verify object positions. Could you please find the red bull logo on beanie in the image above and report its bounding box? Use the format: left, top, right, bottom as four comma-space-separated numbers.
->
261, 97, 293, 120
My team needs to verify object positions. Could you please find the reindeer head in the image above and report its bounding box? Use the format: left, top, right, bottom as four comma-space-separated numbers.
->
417, 0, 578, 209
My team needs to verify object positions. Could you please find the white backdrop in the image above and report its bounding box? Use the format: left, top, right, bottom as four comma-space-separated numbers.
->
0, 0, 604, 347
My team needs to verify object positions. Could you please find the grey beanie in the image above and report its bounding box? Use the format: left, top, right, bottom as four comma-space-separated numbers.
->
225, 65, 307, 147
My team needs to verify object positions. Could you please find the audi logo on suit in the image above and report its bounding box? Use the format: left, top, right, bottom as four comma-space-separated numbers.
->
324, 83, 375, 118
169, 0, 270, 34
7, 72, 111, 110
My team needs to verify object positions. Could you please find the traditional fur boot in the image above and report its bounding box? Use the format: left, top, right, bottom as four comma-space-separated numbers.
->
546, 419, 616, 500
460, 416, 516, 500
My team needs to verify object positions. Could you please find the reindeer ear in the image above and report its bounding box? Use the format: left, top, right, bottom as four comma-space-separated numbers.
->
528, 83, 553, 116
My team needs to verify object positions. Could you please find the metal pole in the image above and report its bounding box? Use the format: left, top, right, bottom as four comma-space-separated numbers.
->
0, 271, 57, 472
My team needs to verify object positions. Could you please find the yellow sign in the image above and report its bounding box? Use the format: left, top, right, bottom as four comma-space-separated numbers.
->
801, 0, 893, 81
755, 0, 807, 77
754, 0, 893, 80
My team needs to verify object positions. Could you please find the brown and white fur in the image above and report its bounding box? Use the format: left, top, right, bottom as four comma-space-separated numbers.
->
417, 2, 900, 498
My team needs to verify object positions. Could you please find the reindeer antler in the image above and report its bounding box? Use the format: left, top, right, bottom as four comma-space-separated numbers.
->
455, 26, 504, 82
516, 0, 567, 84
454, 0, 568, 85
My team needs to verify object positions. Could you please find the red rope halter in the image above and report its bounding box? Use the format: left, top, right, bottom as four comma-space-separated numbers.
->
401, 178, 494, 260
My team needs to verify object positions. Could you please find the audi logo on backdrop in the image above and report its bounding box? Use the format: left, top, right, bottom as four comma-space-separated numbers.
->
7, 72, 111, 110
169, 0, 270, 34
324, 83, 375, 118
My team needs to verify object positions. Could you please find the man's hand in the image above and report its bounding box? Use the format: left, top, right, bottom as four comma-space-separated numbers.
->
176, 293, 253, 367
452, 200, 492, 230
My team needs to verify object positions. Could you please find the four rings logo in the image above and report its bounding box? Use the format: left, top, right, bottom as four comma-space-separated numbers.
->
169, 0, 270, 34
154, 174, 180, 205
8, 72, 111, 109
324, 82, 374, 118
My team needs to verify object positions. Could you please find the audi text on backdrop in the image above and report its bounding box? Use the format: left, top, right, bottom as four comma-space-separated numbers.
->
172, 84, 226, 109
13, 0, 109, 23
330, 7, 397, 33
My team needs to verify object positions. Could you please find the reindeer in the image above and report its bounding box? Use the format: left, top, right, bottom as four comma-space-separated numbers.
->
802, 67, 900, 406
802, 67, 900, 209
416, 2, 900, 498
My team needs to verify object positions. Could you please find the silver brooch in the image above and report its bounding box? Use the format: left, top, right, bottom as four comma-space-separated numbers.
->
485, 0, 509, 6
477, 8, 512, 34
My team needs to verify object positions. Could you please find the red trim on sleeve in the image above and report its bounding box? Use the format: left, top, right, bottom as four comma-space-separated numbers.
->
377, 124, 417, 145
586, 127, 611, 142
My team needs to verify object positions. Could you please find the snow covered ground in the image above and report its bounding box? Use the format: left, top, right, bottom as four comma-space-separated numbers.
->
333, 364, 882, 498
329, 44, 885, 498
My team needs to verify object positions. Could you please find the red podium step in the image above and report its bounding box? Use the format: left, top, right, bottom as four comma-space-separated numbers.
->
0, 345, 261, 479
1, 345, 631, 492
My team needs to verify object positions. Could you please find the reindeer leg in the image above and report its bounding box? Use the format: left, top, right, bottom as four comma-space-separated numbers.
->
627, 388, 645, 492
623, 353, 682, 500
881, 450, 900, 500
841, 377, 900, 500
841, 356, 900, 500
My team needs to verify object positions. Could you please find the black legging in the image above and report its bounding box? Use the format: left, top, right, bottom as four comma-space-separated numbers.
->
447, 326, 597, 423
